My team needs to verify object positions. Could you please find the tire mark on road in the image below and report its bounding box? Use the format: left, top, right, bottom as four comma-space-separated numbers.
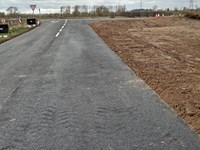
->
57, 110, 71, 129
94, 106, 136, 136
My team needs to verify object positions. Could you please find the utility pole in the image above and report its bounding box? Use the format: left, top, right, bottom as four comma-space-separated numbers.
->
94, 0, 97, 16
39, 8, 41, 18
140, 0, 143, 9
188, 0, 196, 9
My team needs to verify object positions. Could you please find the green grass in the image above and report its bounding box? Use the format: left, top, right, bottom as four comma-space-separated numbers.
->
9, 26, 30, 37
0, 25, 32, 44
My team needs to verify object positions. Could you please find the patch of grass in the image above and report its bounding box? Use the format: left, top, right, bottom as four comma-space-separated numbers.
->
0, 25, 32, 44
9, 26, 30, 37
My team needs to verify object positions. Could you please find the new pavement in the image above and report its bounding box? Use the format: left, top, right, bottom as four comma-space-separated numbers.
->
0, 19, 199, 149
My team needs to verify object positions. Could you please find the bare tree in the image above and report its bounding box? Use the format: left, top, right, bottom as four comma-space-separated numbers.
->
152, 5, 158, 11
174, 7, 178, 12
0, 12, 5, 17
108, 6, 114, 12
72, 5, 81, 16
66, 6, 71, 14
96, 6, 109, 16
6, 6, 18, 15
60, 6, 66, 14
81, 5, 88, 13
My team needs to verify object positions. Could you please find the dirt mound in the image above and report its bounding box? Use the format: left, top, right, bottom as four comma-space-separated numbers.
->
91, 17, 200, 134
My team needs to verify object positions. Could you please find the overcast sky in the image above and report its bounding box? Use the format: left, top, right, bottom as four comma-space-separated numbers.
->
0, 0, 199, 13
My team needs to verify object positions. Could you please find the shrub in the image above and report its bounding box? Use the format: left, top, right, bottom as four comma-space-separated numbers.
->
185, 12, 200, 20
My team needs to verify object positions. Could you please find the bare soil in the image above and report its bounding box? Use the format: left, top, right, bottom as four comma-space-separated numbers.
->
91, 17, 200, 134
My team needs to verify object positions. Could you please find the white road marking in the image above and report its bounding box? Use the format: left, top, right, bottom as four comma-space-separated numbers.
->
18, 75, 27, 78
55, 32, 60, 37
51, 20, 59, 23
10, 119, 16, 122
55, 20, 67, 38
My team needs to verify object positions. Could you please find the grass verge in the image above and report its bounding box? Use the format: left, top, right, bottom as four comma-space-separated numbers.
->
0, 25, 33, 44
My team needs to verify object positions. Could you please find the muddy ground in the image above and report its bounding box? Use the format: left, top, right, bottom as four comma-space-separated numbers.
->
91, 17, 200, 134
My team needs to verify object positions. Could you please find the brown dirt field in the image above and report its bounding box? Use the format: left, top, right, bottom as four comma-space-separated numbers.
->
91, 17, 200, 134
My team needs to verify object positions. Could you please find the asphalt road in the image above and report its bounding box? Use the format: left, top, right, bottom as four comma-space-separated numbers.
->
0, 19, 199, 150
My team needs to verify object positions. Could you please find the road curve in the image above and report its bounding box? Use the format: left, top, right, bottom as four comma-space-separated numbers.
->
0, 19, 199, 149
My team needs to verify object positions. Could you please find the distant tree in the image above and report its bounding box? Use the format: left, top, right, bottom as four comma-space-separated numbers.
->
182, 7, 191, 12
96, 6, 109, 16
183, 7, 187, 11
108, 6, 114, 13
72, 5, 81, 16
60, 6, 66, 14
0, 12, 5, 17
152, 5, 158, 11
60, 6, 71, 18
174, 7, 178, 12
6, 6, 18, 15
65, 6, 71, 14
166, 8, 170, 11
81, 5, 88, 13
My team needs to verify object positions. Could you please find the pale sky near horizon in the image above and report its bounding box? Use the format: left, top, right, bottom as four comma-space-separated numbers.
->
0, 0, 199, 13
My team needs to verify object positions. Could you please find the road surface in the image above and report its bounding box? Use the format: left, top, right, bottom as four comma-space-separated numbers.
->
0, 19, 199, 149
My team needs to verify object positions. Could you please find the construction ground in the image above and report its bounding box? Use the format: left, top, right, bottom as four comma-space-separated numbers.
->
91, 16, 200, 134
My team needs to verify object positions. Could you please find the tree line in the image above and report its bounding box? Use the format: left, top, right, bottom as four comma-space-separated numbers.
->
1, 5, 200, 19
0, 5, 126, 19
